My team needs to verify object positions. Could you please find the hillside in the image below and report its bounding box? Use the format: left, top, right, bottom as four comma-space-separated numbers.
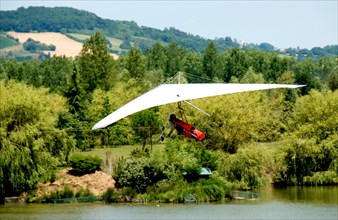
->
0, 6, 337, 60
7, 32, 82, 57
4, 31, 119, 59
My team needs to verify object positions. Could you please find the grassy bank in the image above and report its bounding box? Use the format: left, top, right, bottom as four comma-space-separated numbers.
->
79, 144, 166, 161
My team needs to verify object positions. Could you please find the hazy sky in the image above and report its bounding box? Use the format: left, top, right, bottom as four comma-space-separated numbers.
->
1, 0, 337, 49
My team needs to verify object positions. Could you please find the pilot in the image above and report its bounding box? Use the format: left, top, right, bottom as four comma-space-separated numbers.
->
167, 114, 205, 141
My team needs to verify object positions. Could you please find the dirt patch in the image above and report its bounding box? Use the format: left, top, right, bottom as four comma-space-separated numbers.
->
36, 168, 115, 197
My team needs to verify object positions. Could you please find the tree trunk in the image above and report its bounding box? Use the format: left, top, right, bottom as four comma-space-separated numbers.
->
0, 194, 5, 205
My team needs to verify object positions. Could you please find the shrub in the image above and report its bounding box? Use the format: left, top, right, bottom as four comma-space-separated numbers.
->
102, 188, 118, 203
199, 177, 231, 201
69, 154, 102, 175
114, 157, 166, 193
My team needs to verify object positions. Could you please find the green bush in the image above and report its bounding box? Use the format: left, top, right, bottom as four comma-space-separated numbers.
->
102, 188, 118, 203
152, 177, 231, 203
69, 154, 102, 175
198, 177, 231, 201
114, 157, 166, 193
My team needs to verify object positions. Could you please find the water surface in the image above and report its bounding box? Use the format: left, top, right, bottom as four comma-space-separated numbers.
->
1, 186, 337, 220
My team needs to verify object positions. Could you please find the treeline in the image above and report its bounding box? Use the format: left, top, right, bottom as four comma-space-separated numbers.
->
0, 32, 337, 203
23, 38, 56, 53
1, 6, 337, 58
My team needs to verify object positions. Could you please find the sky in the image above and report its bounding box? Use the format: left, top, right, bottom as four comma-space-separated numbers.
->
1, 0, 337, 49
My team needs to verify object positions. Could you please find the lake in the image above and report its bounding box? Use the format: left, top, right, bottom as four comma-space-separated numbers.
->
1, 186, 337, 220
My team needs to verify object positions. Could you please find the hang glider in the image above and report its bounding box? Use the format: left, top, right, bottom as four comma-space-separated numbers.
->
92, 83, 304, 130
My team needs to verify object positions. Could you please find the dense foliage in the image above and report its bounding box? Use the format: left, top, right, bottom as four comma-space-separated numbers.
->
0, 80, 75, 202
274, 90, 338, 185
113, 141, 230, 202
69, 154, 102, 175
1, 6, 337, 58
0, 31, 337, 203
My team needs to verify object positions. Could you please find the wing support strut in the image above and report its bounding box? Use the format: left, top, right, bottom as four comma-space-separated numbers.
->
182, 100, 211, 117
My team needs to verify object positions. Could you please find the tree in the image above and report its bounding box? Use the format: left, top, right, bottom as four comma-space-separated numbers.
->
77, 32, 115, 92
265, 56, 289, 82
126, 47, 146, 79
240, 67, 265, 83
258, 42, 274, 52
87, 81, 142, 146
222, 48, 248, 82
39, 56, 73, 93
293, 59, 322, 95
279, 90, 338, 185
165, 42, 186, 77
183, 52, 206, 83
203, 42, 219, 80
327, 66, 338, 91
195, 91, 278, 153
0, 80, 75, 203
64, 66, 88, 119
131, 108, 161, 150
146, 42, 166, 72
60, 66, 95, 151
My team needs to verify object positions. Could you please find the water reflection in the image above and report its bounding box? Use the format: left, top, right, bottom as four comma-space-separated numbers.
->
270, 186, 338, 204
1, 186, 337, 220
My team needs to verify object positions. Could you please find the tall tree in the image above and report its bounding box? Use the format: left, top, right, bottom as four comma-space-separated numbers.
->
64, 66, 88, 120
61, 66, 92, 151
293, 58, 322, 95
280, 90, 338, 185
146, 42, 166, 72
40, 56, 73, 93
327, 66, 338, 91
222, 48, 248, 82
165, 42, 186, 77
126, 47, 146, 79
0, 80, 75, 203
77, 32, 115, 92
131, 108, 161, 150
203, 42, 219, 80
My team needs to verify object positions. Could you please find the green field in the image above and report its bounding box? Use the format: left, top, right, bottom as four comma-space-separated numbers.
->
79, 144, 166, 161
0, 44, 36, 59
68, 33, 91, 41
0, 35, 18, 49
106, 37, 123, 49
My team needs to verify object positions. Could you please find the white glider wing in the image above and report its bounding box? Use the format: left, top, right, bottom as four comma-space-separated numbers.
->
92, 83, 303, 130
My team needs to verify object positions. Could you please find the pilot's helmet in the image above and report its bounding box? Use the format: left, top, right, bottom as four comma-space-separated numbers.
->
169, 114, 177, 121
